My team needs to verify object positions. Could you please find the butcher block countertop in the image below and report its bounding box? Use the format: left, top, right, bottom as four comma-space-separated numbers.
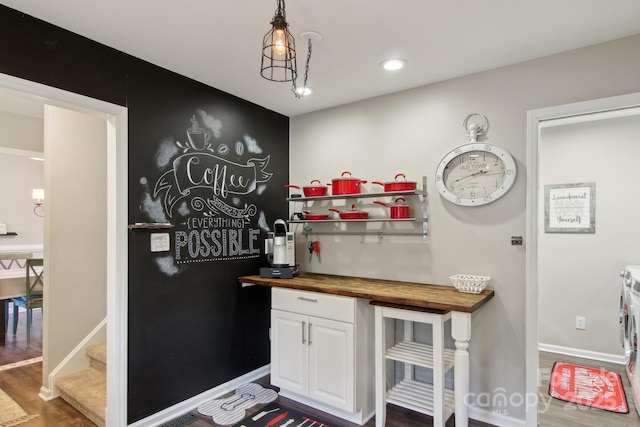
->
239, 272, 494, 313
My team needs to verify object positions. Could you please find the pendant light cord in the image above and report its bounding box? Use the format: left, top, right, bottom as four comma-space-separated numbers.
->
292, 38, 312, 98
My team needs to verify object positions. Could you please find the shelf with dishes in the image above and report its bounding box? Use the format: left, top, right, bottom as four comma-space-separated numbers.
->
286, 175, 429, 240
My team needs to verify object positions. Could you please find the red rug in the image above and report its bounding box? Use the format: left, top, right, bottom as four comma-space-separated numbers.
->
548, 361, 629, 413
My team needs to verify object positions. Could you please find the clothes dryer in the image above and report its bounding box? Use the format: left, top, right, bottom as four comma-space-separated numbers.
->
621, 266, 640, 372
628, 269, 640, 416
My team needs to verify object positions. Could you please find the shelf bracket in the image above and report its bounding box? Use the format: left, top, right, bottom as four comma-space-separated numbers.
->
421, 175, 429, 241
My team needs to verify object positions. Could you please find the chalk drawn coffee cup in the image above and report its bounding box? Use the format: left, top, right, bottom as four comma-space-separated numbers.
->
187, 127, 211, 150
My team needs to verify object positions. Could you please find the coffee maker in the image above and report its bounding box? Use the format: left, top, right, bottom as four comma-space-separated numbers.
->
261, 219, 297, 278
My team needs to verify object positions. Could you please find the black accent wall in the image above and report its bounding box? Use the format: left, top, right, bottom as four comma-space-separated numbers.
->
0, 5, 288, 423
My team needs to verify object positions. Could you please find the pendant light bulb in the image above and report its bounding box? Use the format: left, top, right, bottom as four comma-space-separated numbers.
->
273, 28, 287, 55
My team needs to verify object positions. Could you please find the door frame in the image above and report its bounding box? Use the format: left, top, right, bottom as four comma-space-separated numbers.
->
0, 73, 128, 426
525, 91, 640, 427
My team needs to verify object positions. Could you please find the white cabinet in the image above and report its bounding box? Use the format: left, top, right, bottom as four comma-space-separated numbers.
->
271, 287, 374, 424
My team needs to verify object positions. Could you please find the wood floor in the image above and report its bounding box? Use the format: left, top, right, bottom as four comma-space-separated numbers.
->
0, 308, 492, 427
538, 351, 640, 427
8, 312, 637, 427
0, 308, 95, 426
185, 373, 495, 427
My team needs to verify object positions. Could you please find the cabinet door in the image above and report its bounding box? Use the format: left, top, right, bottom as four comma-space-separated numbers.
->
308, 316, 355, 412
271, 310, 309, 395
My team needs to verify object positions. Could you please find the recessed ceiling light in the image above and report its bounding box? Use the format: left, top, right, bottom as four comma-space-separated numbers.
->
294, 86, 313, 96
381, 59, 407, 71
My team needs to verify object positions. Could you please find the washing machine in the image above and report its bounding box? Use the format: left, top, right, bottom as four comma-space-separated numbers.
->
620, 266, 640, 373
628, 268, 640, 416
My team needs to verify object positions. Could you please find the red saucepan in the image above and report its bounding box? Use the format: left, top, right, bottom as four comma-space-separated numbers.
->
372, 173, 417, 192
302, 210, 329, 220
329, 204, 369, 220
374, 197, 410, 219
285, 179, 329, 197
329, 171, 367, 195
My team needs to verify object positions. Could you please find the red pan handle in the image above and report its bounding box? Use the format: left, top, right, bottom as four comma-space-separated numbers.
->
373, 201, 389, 207
371, 181, 384, 186
284, 184, 301, 189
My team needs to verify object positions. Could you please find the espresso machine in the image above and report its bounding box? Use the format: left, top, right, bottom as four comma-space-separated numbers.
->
261, 219, 297, 278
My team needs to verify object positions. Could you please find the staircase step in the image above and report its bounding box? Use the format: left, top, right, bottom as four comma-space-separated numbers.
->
86, 342, 107, 373
57, 368, 106, 427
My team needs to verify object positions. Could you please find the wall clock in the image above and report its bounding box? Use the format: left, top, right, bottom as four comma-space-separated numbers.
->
435, 142, 517, 206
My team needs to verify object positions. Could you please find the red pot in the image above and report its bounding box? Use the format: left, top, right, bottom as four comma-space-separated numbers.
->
328, 204, 369, 220
285, 179, 329, 197
372, 173, 417, 192
302, 211, 329, 220
330, 171, 367, 195
374, 197, 410, 219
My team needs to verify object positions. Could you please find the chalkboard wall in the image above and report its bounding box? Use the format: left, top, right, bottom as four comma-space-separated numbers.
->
0, 5, 288, 423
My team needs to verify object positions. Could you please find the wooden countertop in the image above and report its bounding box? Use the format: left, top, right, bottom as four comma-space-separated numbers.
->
239, 272, 494, 313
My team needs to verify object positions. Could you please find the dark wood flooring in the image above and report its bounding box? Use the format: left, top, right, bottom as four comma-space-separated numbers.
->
187, 381, 495, 427
0, 308, 95, 426
1, 308, 494, 427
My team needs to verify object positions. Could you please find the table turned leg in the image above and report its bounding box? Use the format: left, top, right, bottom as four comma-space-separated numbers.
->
452, 311, 472, 427
374, 306, 386, 427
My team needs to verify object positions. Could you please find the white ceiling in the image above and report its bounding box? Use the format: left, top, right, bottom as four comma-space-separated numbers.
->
1, 0, 640, 117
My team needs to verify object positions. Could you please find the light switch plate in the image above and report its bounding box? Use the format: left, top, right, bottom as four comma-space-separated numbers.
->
150, 233, 170, 252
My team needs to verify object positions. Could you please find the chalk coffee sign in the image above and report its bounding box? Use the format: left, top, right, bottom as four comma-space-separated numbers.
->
147, 114, 273, 271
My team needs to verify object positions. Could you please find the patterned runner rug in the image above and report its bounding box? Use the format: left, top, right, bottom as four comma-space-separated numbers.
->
197, 383, 278, 425
548, 361, 629, 413
232, 402, 335, 427
0, 387, 38, 427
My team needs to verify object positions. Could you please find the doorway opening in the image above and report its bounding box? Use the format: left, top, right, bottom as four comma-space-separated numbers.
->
0, 73, 128, 427
525, 92, 640, 427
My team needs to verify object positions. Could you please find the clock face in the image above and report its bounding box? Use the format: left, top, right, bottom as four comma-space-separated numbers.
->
435, 143, 517, 206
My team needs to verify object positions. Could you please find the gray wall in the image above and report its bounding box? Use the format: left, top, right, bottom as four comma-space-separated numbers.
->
290, 34, 640, 422
44, 105, 107, 375
0, 152, 44, 245
538, 113, 640, 357
0, 110, 44, 246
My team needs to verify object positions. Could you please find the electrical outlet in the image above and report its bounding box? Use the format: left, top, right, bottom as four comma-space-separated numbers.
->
576, 316, 586, 330
150, 232, 170, 252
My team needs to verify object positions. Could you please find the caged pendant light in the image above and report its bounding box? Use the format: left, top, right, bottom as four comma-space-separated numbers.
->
260, 0, 297, 82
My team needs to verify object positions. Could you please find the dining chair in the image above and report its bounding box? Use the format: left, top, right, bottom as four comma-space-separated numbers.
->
12, 258, 44, 344
0, 252, 33, 333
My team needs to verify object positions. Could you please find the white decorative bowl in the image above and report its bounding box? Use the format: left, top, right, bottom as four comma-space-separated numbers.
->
449, 274, 491, 294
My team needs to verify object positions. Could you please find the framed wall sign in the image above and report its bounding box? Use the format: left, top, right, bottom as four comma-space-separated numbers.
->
544, 182, 596, 233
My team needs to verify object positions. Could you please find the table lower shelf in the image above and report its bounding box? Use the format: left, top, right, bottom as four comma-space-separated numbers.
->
386, 378, 455, 419
386, 340, 455, 371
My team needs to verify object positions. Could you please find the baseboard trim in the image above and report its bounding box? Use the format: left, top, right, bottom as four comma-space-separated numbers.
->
127, 365, 271, 427
468, 406, 526, 427
538, 343, 625, 365
39, 385, 56, 401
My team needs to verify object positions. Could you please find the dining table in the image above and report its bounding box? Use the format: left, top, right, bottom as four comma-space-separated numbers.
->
0, 252, 33, 345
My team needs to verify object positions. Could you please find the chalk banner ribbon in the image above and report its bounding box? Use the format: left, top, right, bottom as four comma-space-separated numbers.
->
154, 153, 272, 217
